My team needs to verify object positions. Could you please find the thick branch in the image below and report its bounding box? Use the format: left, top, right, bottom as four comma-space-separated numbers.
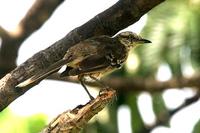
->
102, 74, 200, 92
0, 0, 164, 111
41, 89, 116, 133
47, 73, 200, 92
19, 0, 64, 37
0, 26, 9, 39
0, 0, 64, 77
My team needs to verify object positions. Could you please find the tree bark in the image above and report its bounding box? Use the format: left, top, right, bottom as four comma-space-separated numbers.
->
41, 89, 116, 133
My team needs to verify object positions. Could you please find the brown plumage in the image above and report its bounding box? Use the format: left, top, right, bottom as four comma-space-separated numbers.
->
16, 31, 151, 99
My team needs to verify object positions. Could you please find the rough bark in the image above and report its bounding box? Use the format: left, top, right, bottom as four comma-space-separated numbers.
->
41, 89, 116, 133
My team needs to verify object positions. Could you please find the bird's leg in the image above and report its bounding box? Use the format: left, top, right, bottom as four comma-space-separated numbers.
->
89, 75, 110, 90
78, 75, 94, 100
89, 75, 114, 97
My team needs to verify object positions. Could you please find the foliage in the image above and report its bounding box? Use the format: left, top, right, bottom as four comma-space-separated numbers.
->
0, 109, 47, 133
193, 119, 200, 133
92, 0, 200, 132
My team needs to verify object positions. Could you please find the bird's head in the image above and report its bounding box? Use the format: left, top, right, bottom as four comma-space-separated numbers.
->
115, 31, 151, 48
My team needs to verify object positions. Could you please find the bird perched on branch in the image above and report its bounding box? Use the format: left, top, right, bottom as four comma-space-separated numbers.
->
16, 31, 151, 100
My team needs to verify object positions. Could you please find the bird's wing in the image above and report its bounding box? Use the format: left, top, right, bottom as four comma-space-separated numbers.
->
67, 54, 111, 76
16, 58, 71, 88
16, 36, 112, 88
64, 36, 112, 61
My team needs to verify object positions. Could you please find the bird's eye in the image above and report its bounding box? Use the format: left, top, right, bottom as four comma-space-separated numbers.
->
128, 35, 133, 42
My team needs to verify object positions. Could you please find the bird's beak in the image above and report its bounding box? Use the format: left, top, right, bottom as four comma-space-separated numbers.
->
140, 38, 152, 44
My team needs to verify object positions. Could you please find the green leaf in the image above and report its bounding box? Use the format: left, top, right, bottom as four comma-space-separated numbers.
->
126, 92, 148, 133
152, 93, 169, 127
192, 119, 200, 133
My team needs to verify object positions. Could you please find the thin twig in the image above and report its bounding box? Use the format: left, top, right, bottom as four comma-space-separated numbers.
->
147, 92, 200, 131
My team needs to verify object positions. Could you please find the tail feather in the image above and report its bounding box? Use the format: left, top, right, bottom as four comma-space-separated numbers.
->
16, 58, 71, 88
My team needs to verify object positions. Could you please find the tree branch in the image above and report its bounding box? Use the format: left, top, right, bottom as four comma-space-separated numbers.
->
47, 73, 200, 92
19, 0, 64, 37
0, 0, 164, 111
0, 26, 9, 39
0, 0, 64, 77
102, 74, 200, 92
147, 92, 200, 131
41, 89, 116, 133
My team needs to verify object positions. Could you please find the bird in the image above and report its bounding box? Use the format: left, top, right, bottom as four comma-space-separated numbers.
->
16, 31, 151, 100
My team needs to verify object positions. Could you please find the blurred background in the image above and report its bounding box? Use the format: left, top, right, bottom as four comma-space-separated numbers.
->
0, 0, 200, 132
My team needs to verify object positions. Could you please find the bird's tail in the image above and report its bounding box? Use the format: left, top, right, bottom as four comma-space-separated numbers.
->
16, 58, 71, 88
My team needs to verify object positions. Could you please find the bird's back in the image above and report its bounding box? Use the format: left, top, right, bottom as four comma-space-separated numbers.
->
63, 35, 128, 77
